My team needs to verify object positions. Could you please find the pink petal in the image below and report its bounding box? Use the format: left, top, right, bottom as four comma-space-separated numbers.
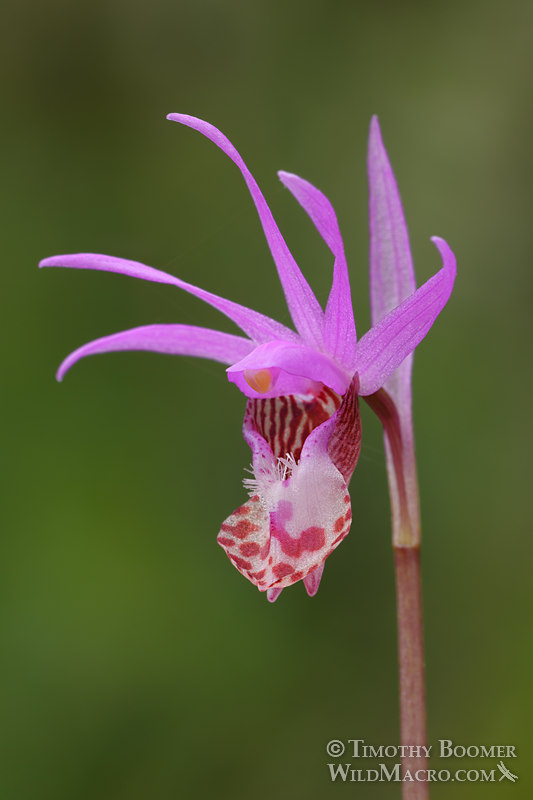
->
166, 114, 325, 349
227, 340, 352, 399
367, 116, 416, 329
55, 324, 256, 381
278, 171, 356, 371
367, 115, 416, 421
356, 238, 456, 396
39, 253, 296, 345
367, 117, 447, 543
267, 588, 283, 603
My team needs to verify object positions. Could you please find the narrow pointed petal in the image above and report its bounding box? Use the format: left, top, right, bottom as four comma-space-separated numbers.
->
367, 115, 416, 327
367, 116, 424, 543
278, 171, 357, 371
267, 588, 283, 603
367, 115, 417, 434
166, 114, 325, 348
55, 324, 256, 381
39, 253, 297, 345
356, 238, 456, 396
227, 340, 352, 398
303, 563, 324, 597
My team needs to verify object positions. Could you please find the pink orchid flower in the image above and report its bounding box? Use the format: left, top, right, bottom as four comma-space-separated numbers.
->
40, 114, 455, 601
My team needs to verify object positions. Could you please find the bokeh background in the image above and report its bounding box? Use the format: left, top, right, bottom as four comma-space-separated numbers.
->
2, 0, 532, 797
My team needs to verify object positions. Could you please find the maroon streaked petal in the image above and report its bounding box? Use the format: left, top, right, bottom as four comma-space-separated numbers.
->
327, 374, 361, 483
39, 253, 297, 345
55, 324, 256, 381
242, 375, 360, 481
167, 114, 325, 349
244, 384, 341, 463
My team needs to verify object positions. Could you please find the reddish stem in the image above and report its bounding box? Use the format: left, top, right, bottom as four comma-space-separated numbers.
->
366, 389, 428, 798
394, 547, 428, 798
364, 389, 411, 538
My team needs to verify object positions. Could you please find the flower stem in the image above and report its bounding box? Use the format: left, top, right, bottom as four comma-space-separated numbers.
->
365, 389, 428, 798
394, 545, 428, 798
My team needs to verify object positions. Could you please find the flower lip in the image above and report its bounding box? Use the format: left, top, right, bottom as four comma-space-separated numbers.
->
227, 340, 352, 398
217, 378, 360, 593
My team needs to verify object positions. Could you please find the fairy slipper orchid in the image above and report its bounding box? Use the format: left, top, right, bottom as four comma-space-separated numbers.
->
39, 114, 455, 600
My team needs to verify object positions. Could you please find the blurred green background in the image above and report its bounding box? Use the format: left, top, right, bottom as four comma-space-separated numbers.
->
1, 0, 532, 797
